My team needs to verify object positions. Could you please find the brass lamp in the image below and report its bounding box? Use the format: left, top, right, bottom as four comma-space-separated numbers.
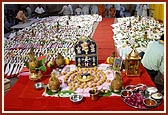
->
125, 48, 141, 76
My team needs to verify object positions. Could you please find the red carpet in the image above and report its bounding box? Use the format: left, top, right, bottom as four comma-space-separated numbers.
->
93, 18, 116, 62
4, 65, 164, 111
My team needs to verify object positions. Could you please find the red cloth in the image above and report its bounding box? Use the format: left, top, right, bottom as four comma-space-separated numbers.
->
93, 18, 117, 61
4, 66, 164, 111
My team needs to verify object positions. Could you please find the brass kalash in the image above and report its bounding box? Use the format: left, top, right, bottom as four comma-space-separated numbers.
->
125, 48, 141, 76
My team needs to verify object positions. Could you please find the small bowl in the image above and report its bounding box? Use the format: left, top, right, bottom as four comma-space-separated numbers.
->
121, 90, 133, 98
34, 82, 45, 90
70, 94, 83, 104
151, 93, 163, 103
135, 84, 147, 91
143, 98, 157, 107
144, 87, 158, 98
125, 85, 136, 91
89, 89, 99, 101
146, 87, 158, 95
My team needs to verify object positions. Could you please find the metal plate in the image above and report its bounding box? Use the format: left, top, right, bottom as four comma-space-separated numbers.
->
121, 84, 163, 109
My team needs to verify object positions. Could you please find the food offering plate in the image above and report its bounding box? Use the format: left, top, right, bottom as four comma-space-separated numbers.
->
76, 73, 93, 82
63, 67, 108, 91
121, 84, 163, 109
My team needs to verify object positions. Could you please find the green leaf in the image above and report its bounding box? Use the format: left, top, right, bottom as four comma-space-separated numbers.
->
38, 60, 43, 66
99, 91, 112, 97
109, 85, 113, 92
58, 90, 76, 94
38, 58, 46, 66
42, 58, 46, 64
46, 87, 57, 95
39, 66, 46, 71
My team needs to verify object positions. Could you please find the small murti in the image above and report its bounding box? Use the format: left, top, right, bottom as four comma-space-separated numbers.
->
74, 36, 98, 68
125, 48, 141, 76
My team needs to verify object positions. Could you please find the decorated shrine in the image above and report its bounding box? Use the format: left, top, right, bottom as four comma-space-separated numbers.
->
125, 48, 141, 76
74, 36, 98, 68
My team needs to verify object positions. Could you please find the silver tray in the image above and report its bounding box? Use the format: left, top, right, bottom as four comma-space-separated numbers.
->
121, 84, 163, 109
34, 82, 45, 90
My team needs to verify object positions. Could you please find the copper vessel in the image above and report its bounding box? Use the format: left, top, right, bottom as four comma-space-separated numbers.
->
89, 89, 99, 101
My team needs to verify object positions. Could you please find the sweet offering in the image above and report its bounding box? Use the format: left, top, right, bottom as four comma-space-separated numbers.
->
106, 52, 115, 65
121, 90, 133, 98
42, 64, 116, 97
111, 71, 122, 92
24, 48, 46, 81
63, 67, 107, 91
151, 93, 163, 103
55, 53, 65, 68
143, 98, 157, 107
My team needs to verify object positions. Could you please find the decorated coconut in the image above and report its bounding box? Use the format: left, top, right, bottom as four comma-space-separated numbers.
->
55, 53, 65, 68
24, 47, 46, 81
48, 70, 61, 92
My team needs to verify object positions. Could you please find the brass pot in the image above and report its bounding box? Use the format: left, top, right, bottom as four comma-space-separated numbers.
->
111, 72, 122, 92
56, 58, 65, 67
